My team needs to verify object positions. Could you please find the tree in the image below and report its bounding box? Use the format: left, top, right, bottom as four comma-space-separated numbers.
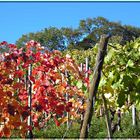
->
61, 27, 82, 46
16, 27, 66, 51
77, 16, 140, 50
16, 27, 83, 51
16, 16, 140, 51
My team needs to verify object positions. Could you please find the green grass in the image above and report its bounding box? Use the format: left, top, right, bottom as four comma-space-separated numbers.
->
33, 113, 140, 138
33, 120, 80, 138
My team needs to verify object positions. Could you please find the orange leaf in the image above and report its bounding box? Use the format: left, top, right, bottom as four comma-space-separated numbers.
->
57, 85, 65, 93
59, 117, 68, 125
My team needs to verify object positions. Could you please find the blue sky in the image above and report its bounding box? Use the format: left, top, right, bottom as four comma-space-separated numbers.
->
0, 2, 140, 43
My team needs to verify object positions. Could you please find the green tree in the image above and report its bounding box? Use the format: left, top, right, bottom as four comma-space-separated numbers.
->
16, 16, 140, 50
16, 27, 66, 51
61, 27, 82, 46
77, 16, 140, 50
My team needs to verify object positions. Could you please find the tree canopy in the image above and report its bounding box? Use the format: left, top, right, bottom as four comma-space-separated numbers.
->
16, 16, 140, 50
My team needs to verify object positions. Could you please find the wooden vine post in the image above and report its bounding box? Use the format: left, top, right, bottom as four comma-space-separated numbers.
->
80, 34, 111, 138
102, 94, 113, 138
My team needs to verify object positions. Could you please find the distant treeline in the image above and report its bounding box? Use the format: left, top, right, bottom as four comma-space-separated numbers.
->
16, 16, 140, 51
